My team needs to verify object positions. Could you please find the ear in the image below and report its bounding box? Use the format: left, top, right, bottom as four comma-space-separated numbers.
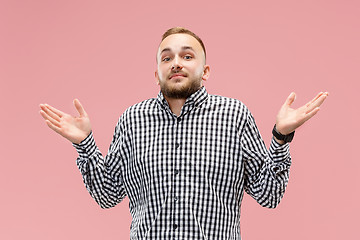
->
201, 65, 210, 82
155, 70, 160, 85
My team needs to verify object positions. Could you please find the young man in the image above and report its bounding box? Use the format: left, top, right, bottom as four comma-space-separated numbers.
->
39, 27, 328, 239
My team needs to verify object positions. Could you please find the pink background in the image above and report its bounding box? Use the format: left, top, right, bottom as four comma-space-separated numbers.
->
1, 0, 359, 239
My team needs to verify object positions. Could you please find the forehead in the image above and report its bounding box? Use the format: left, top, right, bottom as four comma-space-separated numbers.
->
157, 33, 204, 56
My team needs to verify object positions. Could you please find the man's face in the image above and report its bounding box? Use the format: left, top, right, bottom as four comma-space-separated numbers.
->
155, 33, 210, 99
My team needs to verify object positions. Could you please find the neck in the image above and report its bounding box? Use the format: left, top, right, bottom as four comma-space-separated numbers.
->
164, 96, 186, 117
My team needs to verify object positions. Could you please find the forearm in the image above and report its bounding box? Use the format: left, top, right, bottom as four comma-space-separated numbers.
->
244, 137, 291, 208
260, 137, 291, 207
73, 132, 126, 208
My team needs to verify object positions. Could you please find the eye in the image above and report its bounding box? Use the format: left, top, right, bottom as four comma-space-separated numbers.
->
184, 55, 192, 60
162, 57, 171, 62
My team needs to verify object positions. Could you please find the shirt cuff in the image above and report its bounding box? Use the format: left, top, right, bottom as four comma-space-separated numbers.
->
269, 136, 290, 163
72, 132, 97, 158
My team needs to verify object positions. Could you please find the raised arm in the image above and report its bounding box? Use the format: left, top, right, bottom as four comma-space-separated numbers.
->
39, 99, 91, 144
243, 91, 328, 208
39, 100, 126, 208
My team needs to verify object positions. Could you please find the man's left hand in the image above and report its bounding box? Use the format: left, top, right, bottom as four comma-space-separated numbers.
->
275, 92, 329, 143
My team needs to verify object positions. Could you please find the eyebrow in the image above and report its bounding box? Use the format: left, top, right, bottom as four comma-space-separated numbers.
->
160, 46, 195, 55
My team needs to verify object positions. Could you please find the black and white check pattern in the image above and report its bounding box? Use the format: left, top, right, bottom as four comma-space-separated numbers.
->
74, 87, 291, 239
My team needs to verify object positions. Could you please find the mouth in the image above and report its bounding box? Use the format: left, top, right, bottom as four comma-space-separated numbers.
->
169, 73, 186, 80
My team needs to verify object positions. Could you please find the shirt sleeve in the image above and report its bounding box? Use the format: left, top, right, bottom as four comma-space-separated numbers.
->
241, 111, 291, 208
72, 118, 127, 209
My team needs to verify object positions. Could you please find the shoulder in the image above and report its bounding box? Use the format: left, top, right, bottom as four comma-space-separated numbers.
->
203, 94, 252, 130
207, 94, 250, 115
124, 98, 158, 114
115, 98, 158, 126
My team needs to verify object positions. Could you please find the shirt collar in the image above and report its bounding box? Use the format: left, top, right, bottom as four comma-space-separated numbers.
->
156, 86, 209, 110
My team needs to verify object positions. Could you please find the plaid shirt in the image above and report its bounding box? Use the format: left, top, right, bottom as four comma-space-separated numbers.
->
74, 87, 291, 239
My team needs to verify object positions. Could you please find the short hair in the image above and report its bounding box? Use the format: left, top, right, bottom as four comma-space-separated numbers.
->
161, 27, 207, 59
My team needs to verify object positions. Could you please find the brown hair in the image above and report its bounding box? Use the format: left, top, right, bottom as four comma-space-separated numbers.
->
161, 27, 206, 59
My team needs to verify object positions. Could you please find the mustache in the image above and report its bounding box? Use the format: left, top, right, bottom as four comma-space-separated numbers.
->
168, 72, 187, 79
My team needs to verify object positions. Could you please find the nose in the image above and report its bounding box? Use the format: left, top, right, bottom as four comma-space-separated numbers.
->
171, 56, 183, 71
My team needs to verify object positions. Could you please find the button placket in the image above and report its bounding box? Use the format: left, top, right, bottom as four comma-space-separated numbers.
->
172, 116, 181, 235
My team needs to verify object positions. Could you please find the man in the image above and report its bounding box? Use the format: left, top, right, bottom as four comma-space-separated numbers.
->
39, 27, 328, 239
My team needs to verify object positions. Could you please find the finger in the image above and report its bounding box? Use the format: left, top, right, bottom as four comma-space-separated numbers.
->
44, 103, 65, 118
284, 92, 296, 107
40, 104, 61, 122
306, 92, 323, 106
39, 110, 61, 128
73, 99, 87, 117
45, 119, 62, 135
305, 93, 328, 114
304, 107, 321, 122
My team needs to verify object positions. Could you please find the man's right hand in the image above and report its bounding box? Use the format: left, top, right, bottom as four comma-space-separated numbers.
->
39, 99, 92, 144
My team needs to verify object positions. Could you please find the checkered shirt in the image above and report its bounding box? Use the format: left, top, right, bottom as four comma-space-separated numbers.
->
73, 86, 291, 239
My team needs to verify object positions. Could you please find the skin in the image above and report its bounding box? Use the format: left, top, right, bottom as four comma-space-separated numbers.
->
155, 33, 210, 116
39, 33, 329, 144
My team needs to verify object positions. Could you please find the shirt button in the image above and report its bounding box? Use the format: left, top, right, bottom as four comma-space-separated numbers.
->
173, 224, 178, 230
177, 117, 181, 123
174, 196, 179, 202
175, 143, 180, 149
174, 169, 179, 175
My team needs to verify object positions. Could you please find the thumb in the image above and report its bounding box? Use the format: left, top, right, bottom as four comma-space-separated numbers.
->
73, 99, 87, 117
284, 92, 296, 107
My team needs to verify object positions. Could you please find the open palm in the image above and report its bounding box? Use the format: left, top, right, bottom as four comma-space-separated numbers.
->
276, 92, 329, 135
39, 99, 92, 144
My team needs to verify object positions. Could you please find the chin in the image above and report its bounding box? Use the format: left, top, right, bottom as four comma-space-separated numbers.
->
162, 83, 201, 99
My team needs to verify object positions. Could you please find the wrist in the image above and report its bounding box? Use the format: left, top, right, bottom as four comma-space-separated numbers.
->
272, 124, 295, 143
273, 136, 285, 145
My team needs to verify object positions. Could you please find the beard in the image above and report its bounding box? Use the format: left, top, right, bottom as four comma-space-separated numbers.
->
159, 76, 202, 99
